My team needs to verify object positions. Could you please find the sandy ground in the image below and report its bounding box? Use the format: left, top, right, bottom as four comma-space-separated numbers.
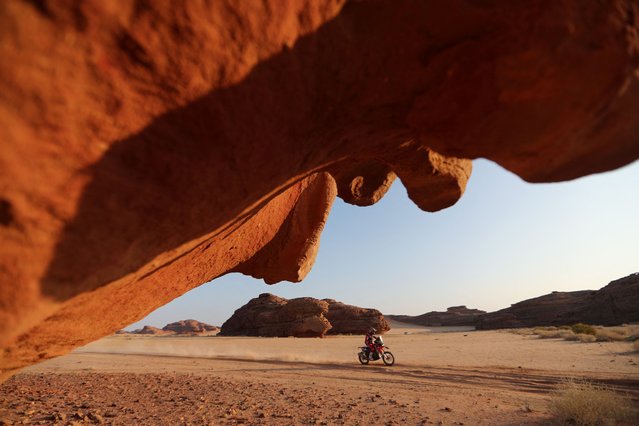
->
1, 323, 638, 425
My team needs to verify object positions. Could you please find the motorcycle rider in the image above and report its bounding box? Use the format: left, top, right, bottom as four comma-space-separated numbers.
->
364, 327, 377, 359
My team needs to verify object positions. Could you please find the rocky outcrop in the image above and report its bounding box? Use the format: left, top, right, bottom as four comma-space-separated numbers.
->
220, 294, 390, 337
389, 306, 486, 327
477, 273, 639, 329
117, 320, 219, 335
323, 299, 390, 335
2, 1, 639, 379
132, 326, 168, 336
162, 320, 219, 335
219, 294, 332, 337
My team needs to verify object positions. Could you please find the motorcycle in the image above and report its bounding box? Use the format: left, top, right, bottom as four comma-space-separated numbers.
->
358, 335, 395, 366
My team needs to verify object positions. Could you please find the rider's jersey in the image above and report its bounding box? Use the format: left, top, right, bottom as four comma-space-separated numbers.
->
365, 334, 375, 347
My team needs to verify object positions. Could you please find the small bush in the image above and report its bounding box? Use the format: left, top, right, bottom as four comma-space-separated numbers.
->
571, 323, 596, 336
595, 328, 627, 342
577, 334, 596, 343
563, 332, 595, 343
563, 333, 580, 341
534, 329, 562, 339
534, 324, 639, 344
549, 379, 638, 425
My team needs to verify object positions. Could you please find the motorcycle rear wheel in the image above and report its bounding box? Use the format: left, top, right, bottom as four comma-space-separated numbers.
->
382, 351, 395, 366
358, 352, 369, 365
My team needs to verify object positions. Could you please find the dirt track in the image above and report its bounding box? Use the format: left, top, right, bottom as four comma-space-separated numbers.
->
2, 328, 638, 425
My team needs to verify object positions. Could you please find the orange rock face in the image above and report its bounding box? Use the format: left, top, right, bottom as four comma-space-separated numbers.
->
1, 1, 638, 379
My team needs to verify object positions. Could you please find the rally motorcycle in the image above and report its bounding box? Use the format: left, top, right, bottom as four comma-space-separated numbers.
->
358, 335, 395, 366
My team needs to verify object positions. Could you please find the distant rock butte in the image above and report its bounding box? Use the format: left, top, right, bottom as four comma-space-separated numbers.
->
121, 320, 219, 336
162, 320, 220, 335
220, 294, 388, 337
133, 326, 169, 336
323, 299, 390, 335
477, 273, 639, 329
389, 306, 486, 327
2, 1, 639, 380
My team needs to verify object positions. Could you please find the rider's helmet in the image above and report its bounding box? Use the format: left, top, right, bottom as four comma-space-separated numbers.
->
368, 327, 376, 335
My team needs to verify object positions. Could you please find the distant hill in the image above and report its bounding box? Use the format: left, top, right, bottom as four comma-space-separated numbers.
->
162, 319, 220, 335
129, 325, 169, 335
388, 273, 639, 330
387, 306, 486, 327
477, 273, 639, 329
124, 320, 219, 336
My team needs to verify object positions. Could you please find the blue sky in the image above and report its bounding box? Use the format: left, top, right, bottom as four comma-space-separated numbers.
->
127, 159, 638, 329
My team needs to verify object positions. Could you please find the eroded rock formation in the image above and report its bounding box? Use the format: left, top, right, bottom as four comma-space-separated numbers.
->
477, 273, 639, 329
162, 320, 219, 335
219, 293, 332, 337
219, 294, 389, 337
121, 320, 219, 335
132, 326, 168, 336
323, 299, 390, 335
389, 306, 486, 327
1, 0, 638, 379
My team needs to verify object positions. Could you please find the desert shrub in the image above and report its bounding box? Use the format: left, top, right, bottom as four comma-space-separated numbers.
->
534, 328, 599, 343
534, 329, 562, 339
559, 330, 576, 340
562, 332, 596, 342
577, 334, 596, 343
563, 333, 580, 341
571, 323, 596, 336
633, 340, 639, 352
559, 325, 572, 330
594, 328, 627, 342
626, 325, 639, 341
549, 379, 638, 425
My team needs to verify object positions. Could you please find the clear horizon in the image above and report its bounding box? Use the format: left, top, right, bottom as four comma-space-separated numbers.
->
126, 159, 638, 330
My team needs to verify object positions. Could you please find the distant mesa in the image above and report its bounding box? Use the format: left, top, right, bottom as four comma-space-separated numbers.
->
131, 325, 170, 335
388, 305, 486, 327
162, 319, 220, 335
477, 273, 639, 329
219, 293, 389, 337
388, 273, 639, 330
122, 320, 219, 336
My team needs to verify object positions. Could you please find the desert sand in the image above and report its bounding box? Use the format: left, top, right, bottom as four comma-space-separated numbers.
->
2, 323, 638, 425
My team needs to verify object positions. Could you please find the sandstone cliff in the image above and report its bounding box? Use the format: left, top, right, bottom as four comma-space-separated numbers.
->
323, 299, 390, 335
477, 273, 639, 329
220, 294, 389, 337
219, 294, 332, 338
1, 1, 638, 379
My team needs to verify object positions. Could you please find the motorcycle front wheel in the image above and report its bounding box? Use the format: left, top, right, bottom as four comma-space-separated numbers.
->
382, 351, 395, 366
358, 352, 369, 365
